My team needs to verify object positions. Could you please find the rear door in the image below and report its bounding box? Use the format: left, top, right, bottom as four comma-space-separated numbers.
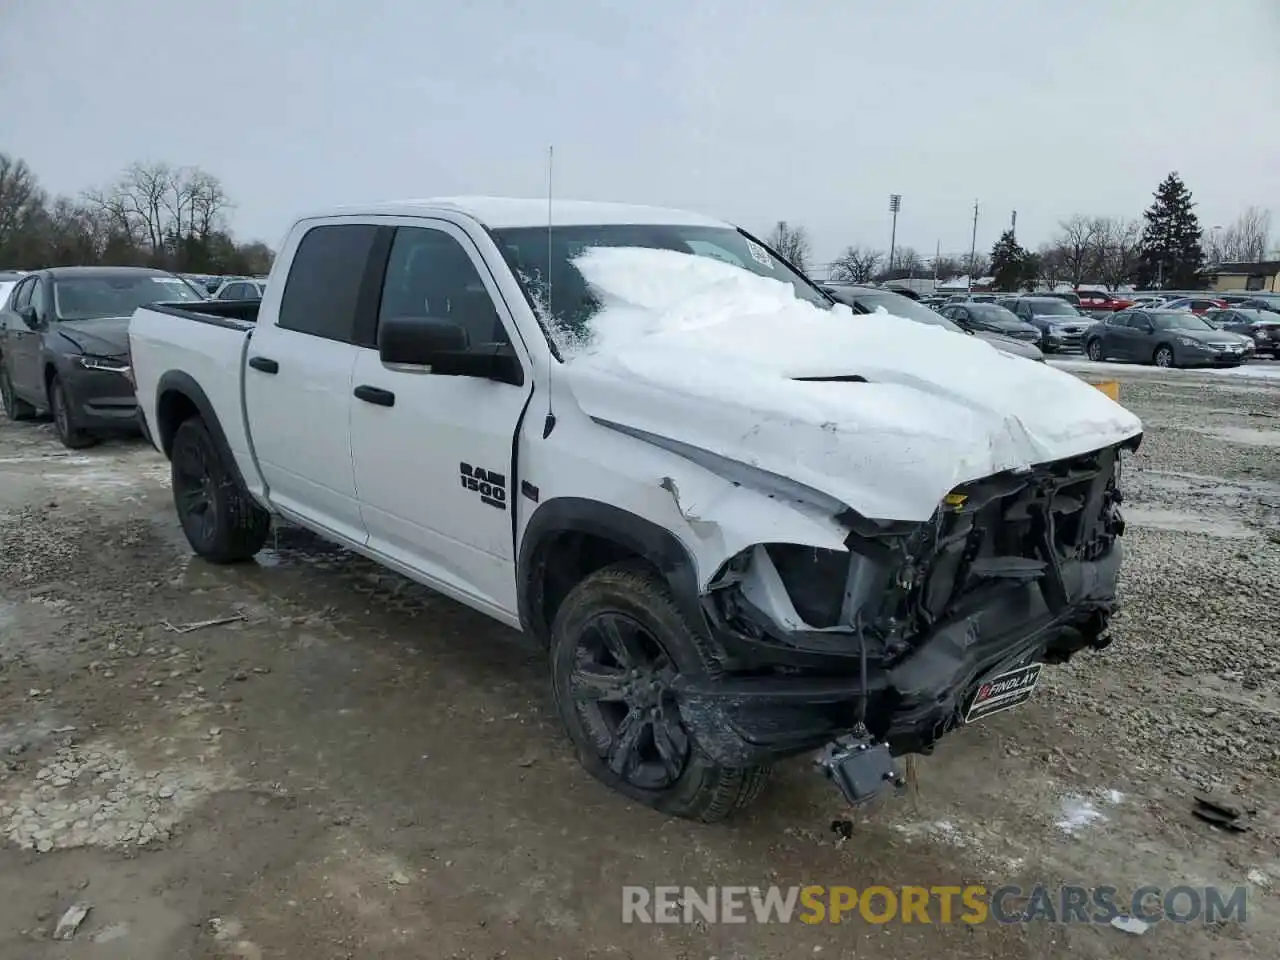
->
1100, 312, 1133, 358
243, 221, 382, 544
348, 219, 534, 620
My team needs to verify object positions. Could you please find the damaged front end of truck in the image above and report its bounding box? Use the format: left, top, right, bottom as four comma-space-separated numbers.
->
676, 435, 1142, 804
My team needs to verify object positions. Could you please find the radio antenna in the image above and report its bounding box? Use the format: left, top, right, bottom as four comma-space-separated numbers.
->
541, 145, 557, 438
546, 145, 553, 325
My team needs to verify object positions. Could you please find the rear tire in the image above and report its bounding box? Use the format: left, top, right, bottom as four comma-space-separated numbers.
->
171, 416, 270, 563
550, 561, 771, 823
50, 374, 96, 449
0, 364, 36, 421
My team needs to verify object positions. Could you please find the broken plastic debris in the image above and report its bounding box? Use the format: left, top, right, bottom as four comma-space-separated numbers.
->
1110, 915, 1149, 935
1192, 795, 1250, 833
53, 902, 93, 940
161, 613, 247, 634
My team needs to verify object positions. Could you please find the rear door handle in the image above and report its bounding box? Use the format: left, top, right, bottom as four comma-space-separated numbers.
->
249, 356, 278, 374
354, 385, 395, 407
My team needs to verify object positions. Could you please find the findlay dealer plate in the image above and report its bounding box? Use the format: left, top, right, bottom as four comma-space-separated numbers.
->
964, 663, 1042, 723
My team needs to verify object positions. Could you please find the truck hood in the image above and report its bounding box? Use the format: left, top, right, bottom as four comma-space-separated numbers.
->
561, 247, 1144, 523
55, 317, 131, 357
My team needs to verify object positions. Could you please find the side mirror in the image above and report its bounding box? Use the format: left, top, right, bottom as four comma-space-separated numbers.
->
379, 315, 524, 387
18, 305, 38, 329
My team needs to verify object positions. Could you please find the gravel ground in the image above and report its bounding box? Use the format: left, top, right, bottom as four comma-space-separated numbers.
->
0, 368, 1277, 959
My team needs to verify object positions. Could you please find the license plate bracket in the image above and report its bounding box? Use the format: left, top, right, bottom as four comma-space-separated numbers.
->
964, 663, 1042, 723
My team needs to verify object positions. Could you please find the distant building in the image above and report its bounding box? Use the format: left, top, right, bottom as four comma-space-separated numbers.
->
1208, 260, 1280, 293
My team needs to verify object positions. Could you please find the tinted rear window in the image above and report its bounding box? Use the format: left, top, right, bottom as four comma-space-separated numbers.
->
278, 224, 379, 343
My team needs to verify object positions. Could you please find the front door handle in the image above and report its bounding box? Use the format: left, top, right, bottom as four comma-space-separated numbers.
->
248, 356, 279, 374
354, 385, 395, 407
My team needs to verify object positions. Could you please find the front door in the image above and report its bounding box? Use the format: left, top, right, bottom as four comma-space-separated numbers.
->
349, 221, 534, 620
8, 278, 44, 402
243, 221, 380, 544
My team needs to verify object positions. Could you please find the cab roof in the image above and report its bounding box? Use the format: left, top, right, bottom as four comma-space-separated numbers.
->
305, 196, 730, 230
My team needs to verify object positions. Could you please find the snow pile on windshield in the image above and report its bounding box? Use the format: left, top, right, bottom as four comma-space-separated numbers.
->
565, 245, 992, 372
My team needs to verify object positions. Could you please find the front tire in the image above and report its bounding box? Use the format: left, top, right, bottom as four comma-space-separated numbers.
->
550, 561, 770, 823
0, 364, 36, 421
50, 374, 96, 449
171, 416, 270, 563
1153, 345, 1176, 368
1086, 339, 1103, 362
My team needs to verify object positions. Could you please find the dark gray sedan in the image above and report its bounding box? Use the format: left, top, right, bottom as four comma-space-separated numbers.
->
0, 266, 204, 447
938, 302, 1044, 345
1083, 309, 1255, 368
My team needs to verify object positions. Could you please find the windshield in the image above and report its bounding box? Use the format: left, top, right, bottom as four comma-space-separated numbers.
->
1026, 299, 1079, 316
52, 274, 203, 321
491, 224, 829, 339
969, 304, 1024, 324
1151, 312, 1213, 331
848, 291, 963, 333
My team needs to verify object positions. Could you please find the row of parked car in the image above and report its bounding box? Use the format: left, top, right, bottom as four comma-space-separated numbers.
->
900, 286, 1280, 368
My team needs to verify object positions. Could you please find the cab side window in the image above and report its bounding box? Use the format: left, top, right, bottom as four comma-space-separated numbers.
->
278, 224, 381, 343
377, 226, 509, 350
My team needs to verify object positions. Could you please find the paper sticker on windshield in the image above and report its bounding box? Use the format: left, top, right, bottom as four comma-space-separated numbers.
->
745, 239, 774, 269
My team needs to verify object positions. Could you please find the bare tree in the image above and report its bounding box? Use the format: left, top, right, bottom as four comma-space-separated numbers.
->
1056, 215, 1103, 285
1035, 244, 1068, 290
895, 246, 922, 275
931, 255, 963, 280
829, 245, 883, 282
84, 162, 233, 262
966, 252, 991, 280
1094, 217, 1142, 289
186, 169, 231, 241
1217, 206, 1272, 263
0, 153, 46, 254
766, 221, 812, 273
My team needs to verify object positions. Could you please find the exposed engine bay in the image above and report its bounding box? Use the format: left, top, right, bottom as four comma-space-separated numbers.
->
675, 437, 1141, 786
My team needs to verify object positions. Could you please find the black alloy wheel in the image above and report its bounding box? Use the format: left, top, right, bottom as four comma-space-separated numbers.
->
570, 611, 690, 790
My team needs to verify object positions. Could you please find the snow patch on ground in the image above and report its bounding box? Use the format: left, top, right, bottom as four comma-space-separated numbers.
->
1050, 358, 1280, 381
1055, 788, 1125, 836
891, 819, 1025, 872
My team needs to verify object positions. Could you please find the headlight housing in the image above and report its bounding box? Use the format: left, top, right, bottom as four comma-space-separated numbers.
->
1174, 335, 1204, 348
76, 355, 130, 374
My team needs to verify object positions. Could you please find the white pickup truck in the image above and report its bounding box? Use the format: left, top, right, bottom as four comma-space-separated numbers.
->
128, 197, 1144, 822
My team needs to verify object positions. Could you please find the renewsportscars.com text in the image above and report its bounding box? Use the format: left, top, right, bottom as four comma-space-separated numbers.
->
622, 884, 1248, 925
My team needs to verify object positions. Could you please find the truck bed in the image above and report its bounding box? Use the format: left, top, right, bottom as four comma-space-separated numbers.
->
129, 301, 261, 494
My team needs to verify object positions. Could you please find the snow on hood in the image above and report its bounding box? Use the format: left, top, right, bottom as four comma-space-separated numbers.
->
560, 248, 1144, 523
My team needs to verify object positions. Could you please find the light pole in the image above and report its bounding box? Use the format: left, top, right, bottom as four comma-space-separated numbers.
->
888, 194, 901, 278
968, 199, 979, 291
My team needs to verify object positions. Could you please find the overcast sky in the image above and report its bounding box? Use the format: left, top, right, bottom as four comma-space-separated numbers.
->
3, 0, 1278, 269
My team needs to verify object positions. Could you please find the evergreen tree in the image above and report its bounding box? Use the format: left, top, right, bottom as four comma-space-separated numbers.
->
989, 229, 1028, 292
1136, 172, 1204, 288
